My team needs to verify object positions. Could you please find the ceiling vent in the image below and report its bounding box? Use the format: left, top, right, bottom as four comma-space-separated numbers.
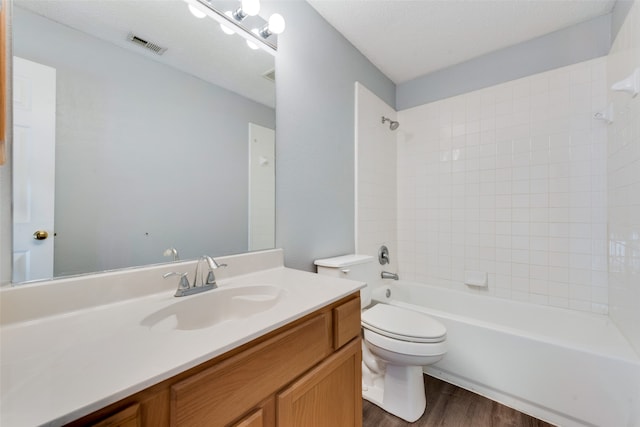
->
127, 33, 168, 55
262, 69, 275, 83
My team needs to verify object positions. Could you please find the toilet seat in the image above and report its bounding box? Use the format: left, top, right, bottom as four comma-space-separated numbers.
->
364, 329, 447, 358
361, 304, 446, 343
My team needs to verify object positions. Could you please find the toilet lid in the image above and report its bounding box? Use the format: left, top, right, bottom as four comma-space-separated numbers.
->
361, 304, 446, 343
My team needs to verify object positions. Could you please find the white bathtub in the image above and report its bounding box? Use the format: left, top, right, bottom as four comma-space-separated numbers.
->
371, 281, 640, 427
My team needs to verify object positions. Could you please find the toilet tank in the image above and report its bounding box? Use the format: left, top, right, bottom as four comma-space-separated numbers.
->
314, 254, 376, 308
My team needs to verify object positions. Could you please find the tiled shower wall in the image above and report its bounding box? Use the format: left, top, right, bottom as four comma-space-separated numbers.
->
396, 57, 609, 313
607, 0, 640, 353
355, 83, 398, 267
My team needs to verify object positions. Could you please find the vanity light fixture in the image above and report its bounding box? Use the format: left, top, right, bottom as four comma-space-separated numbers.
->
230, 1, 285, 40
233, 0, 260, 21
258, 13, 286, 38
183, 0, 284, 53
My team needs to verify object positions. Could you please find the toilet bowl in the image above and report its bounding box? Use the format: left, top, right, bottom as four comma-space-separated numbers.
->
315, 254, 448, 422
361, 303, 446, 422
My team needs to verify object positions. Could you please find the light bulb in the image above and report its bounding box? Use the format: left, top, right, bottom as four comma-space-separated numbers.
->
188, 4, 207, 18
246, 28, 260, 50
268, 13, 285, 34
220, 11, 235, 35
241, 0, 260, 16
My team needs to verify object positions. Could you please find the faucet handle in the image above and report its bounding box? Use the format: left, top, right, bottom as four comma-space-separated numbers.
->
201, 256, 227, 285
205, 263, 227, 285
163, 271, 190, 290
204, 255, 227, 270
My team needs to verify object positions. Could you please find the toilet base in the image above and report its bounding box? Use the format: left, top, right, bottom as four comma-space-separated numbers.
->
362, 363, 426, 422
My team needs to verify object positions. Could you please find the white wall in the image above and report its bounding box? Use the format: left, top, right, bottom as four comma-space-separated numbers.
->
396, 58, 610, 313
355, 83, 397, 267
607, 0, 640, 353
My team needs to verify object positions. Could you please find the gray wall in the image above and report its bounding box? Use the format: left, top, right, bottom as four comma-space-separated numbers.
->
269, 1, 395, 271
396, 13, 612, 110
612, 0, 635, 40
13, 8, 275, 277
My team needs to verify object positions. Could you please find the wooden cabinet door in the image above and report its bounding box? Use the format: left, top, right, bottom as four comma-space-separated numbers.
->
277, 338, 362, 427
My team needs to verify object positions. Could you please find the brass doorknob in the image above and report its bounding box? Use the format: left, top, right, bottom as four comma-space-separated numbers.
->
33, 230, 49, 240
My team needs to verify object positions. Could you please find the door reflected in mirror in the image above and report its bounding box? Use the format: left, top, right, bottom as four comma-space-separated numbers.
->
11, 0, 276, 283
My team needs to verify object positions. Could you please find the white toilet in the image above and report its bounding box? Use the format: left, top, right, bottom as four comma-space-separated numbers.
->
315, 254, 447, 422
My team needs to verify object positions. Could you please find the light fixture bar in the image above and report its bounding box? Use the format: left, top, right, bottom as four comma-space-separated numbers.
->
258, 24, 272, 39
183, 0, 277, 54
232, 7, 249, 21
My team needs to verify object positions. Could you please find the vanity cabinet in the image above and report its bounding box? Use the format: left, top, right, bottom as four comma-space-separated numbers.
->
67, 293, 361, 427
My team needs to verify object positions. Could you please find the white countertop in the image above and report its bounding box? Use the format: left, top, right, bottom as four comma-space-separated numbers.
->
0, 251, 364, 426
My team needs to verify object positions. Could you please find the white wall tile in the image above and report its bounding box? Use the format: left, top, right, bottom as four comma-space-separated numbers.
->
606, 0, 640, 354
355, 83, 398, 272
396, 57, 608, 313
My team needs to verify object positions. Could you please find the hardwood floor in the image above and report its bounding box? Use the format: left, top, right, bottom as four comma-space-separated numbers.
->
362, 375, 555, 427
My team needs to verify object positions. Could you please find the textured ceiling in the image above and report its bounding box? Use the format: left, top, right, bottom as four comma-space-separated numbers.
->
307, 0, 617, 84
14, 0, 276, 108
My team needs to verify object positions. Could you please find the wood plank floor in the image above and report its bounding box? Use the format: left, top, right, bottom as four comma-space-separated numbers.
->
363, 375, 555, 427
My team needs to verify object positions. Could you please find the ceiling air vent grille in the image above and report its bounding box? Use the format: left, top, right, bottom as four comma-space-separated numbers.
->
263, 69, 276, 83
127, 33, 167, 55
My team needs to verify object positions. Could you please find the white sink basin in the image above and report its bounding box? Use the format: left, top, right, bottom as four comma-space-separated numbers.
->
141, 285, 283, 331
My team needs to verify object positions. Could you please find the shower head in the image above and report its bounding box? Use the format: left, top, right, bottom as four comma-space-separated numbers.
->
381, 116, 400, 131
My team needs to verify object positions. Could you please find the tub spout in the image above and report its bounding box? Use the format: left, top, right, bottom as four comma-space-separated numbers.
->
381, 271, 399, 280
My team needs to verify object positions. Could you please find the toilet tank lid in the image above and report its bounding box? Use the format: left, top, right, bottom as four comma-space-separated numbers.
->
314, 254, 374, 268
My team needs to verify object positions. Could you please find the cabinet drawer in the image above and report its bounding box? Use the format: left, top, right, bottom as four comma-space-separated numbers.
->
170, 313, 332, 427
333, 296, 361, 349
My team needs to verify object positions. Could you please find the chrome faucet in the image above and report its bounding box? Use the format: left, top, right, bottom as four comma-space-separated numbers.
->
163, 255, 227, 297
194, 255, 227, 287
381, 271, 399, 280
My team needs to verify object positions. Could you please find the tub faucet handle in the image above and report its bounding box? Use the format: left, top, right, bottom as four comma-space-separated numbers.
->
378, 245, 390, 265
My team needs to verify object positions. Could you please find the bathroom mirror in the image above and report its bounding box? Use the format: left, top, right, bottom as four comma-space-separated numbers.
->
10, 0, 276, 283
